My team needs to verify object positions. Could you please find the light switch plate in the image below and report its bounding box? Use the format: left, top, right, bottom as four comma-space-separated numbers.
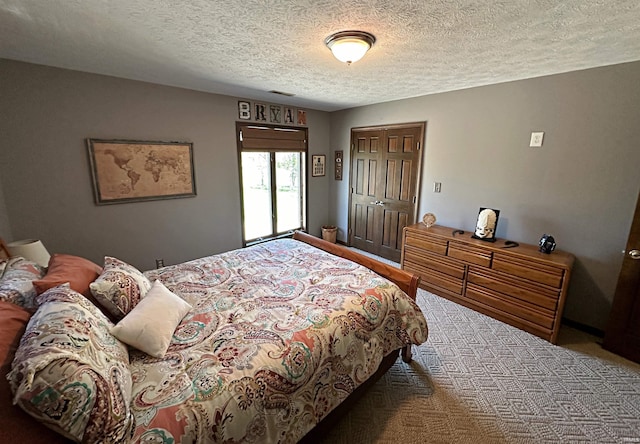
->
530, 132, 544, 147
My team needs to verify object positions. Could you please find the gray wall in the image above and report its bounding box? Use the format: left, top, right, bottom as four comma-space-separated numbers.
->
0, 59, 331, 270
3, 58, 639, 331
0, 172, 12, 240
330, 61, 640, 331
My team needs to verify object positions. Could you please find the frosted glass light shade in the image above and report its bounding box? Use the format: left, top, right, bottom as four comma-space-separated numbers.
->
325, 31, 376, 65
329, 39, 370, 63
7, 239, 51, 267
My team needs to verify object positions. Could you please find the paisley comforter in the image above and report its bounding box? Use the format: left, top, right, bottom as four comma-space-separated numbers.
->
128, 238, 427, 443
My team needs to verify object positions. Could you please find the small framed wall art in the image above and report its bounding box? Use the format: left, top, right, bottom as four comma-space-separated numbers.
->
334, 150, 343, 180
238, 101, 251, 120
284, 107, 295, 124
471, 207, 500, 242
312, 155, 326, 177
270, 105, 282, 123
254, 103, 267, 122
297, 109, 307, 125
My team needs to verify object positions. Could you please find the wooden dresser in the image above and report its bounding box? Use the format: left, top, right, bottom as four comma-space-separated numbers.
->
401, 223, 574, 343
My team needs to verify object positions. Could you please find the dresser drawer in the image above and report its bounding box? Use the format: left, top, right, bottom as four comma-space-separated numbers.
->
467, 267, 559, 311
404, 232, 448, 255
404, 245, 465, 279
492, 253, 564, 288
448, 241, 492, 267
465, 283, 555, 329
404, 260, 464, 295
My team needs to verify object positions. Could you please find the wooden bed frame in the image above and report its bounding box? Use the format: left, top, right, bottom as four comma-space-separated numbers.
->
293, 231, 422, 443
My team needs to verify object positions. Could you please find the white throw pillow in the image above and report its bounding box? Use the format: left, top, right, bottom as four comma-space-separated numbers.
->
110, 280, 191, 358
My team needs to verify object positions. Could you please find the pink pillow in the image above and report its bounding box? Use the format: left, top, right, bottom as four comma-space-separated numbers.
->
33, 254, 102, 297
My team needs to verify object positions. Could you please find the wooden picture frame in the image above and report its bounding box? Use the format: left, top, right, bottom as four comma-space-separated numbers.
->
87, 139, 196, 205
312, 155, 326, 177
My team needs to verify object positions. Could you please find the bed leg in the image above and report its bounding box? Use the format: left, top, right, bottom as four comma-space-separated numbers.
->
401, 345, 412, 362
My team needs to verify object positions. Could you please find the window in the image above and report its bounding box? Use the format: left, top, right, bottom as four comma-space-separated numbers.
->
237, 123, 307, 245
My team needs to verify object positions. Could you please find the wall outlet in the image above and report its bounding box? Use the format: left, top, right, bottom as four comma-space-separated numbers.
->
434, 182, 442, 193
530, 132, 544, 147
155, 259, 164, 268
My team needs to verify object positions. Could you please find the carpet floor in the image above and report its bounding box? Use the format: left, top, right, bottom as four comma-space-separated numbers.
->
317, 257, 640, 443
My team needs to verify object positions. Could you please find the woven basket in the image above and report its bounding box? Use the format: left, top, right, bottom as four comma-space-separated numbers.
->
321, 225, 337, 243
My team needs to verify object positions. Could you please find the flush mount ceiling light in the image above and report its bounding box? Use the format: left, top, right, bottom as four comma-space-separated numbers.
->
325, 30, 376, 65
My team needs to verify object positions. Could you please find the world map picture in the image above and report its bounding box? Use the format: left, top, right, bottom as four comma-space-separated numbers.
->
87, 139, 195, 204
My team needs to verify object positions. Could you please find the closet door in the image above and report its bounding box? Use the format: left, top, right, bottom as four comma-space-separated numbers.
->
349, 122, 425, 262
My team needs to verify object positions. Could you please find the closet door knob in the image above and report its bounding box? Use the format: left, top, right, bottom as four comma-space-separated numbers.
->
629, 249, 640, 260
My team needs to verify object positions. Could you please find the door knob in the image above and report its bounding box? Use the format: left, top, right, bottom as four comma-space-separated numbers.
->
629, 249, 640, 260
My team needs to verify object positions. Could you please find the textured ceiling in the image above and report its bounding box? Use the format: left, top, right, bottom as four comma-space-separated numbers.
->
1, 0, 640, 111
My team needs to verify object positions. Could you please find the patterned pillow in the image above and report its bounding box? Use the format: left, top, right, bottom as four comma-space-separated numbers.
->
0, 301, 71, 444
90, 256, 152, 320
7, 285, 135, 443
0, 257, 46, 310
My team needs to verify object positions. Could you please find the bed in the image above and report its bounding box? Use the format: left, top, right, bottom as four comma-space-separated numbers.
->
1, 231, 427, 443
